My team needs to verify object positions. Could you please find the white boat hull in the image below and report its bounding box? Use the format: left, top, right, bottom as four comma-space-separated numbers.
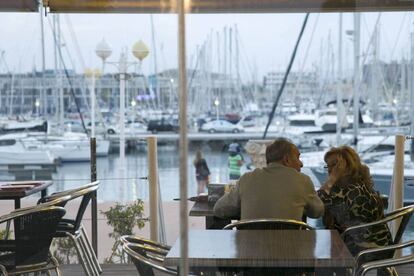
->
0, 149, 55, 165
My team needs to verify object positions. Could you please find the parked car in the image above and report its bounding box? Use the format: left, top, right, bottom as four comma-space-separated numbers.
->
200, 120, 244, 133
86, 121, 110, 135
106, 122, 148, 135
147, 118, 179, 133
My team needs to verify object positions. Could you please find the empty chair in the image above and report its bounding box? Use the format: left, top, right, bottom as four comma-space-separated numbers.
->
223, 218, 315, 230
122, 241, 176, 276
353, 240, 414, 276
0, 206, 66, 275
39, 181, 101, 276
120, 235, 171, 252
120, 235, 204, 276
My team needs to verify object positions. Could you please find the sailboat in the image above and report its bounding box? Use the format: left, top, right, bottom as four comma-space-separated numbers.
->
0, 133, 56, 165
19, 132, 110, 162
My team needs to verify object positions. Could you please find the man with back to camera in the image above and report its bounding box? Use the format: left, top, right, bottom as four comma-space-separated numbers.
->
214, 137, 324, 221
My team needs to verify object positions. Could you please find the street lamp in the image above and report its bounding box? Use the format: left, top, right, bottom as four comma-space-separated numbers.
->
85, 68, 101, 138
131, 99, 137, 123
214, 98, 220, 121
95, 38, 149, 186
35, 99, 40, 116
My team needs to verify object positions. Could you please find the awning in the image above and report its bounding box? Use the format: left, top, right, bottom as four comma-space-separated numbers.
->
0, 0, 38, 12
44, 0, 414, 13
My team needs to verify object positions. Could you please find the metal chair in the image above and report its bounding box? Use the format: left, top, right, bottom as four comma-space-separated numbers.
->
353, 240, 414, 276
342, 205, 414, 248
0, 206, 66, 276
120, 235, 203, 276
343, 205, 414, 275
39, 181, 101, 276
223, 218, 315, 230
122, 239, 176, 276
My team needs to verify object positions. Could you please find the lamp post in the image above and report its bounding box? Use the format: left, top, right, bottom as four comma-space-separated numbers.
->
95, 39, 148, 187
131, 99, 137, 120
35, 99, 40, 116
85, 68, 101, 138
214, 98, 220, 121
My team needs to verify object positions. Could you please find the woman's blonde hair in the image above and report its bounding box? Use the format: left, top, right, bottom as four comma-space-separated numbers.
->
324, 145, 373, 189
193, 150, 203, 166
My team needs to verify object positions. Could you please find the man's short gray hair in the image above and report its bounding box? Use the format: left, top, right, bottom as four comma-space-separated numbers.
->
265, 137, 296, 164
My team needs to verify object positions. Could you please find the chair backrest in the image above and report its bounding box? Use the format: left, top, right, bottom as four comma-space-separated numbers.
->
120, 235, 171, 252
0, 206, 66, 266
386, 205, 414, 244
342, 204, 414, 246
39, 181, 99, 231
223, 218, 315, 230
122, 242, 177, 276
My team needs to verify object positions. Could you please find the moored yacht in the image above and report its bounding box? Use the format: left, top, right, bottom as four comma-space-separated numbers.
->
0, 133, 56, 165
21, 132, 110, 162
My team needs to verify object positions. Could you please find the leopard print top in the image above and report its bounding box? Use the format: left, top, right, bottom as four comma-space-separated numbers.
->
317, 179, 392, 256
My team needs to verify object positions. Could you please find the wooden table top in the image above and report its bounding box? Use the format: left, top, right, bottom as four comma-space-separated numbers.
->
0, 181, 52, 199
164, 229, 354, 268
189, 201, 215, 217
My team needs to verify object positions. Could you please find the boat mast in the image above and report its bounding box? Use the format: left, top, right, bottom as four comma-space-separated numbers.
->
371, 21, 380, 122
9, 73, 14, 117
336, 13, 343, 146
150, 15, 160, 109
410, 32, 414, 161
353, 13, 361, 147
39, 1, 46, 116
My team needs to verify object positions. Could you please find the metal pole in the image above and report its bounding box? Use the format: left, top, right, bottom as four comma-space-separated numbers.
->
336, 13, 343, 146
91, 73, 96, 138
89, 69, 98, 256
389, 135, 405, 252
90, 137, 98, 255
147, 136, 159, 241
353, 13, 361, 147
178, 0, 189, 274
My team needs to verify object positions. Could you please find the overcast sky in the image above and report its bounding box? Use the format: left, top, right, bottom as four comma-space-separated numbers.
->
0, 11, 413, 81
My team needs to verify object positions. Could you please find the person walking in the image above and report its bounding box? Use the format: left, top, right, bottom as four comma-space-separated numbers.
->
228, 143, 244, 180
193, 150, 210, 195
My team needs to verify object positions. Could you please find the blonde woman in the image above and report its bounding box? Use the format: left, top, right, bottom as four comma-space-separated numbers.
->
317, 146, 392, 257
193, 150, 210, 195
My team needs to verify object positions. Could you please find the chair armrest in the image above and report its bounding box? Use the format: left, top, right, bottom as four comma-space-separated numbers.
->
385, 205, 414, 218
355, 254, 414, 276
341, 209, 408, 239
355, 240, 414, 268
40, 181, 99, 202
120, 235, 171, 251
11, 195, 71, 214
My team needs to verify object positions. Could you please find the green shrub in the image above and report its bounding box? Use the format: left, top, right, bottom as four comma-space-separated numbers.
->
101, 199, 148, 263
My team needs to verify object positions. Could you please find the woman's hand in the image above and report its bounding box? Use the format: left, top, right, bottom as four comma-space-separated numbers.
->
323, 156, 346, 194
330, 156, 346, 182
321, 179, 334, 194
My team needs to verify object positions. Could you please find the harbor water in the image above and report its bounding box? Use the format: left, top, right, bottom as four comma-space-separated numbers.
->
49, 145, 320, 202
